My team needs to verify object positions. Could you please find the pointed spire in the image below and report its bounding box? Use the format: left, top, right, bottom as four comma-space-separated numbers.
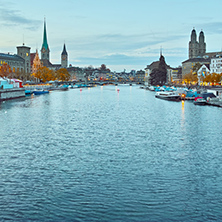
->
160, 46, 163, 57
62, 43, 68, 55
42, 18, 49, 50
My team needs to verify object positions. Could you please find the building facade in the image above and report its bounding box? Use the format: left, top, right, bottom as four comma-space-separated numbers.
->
61, 44, 68, 68
40, 19, 68, 71
17, 45, 31, 73
182, 57, 210, 76
0, 53, 25, 73
189, 28, 206, 59
210, 55, 222, 74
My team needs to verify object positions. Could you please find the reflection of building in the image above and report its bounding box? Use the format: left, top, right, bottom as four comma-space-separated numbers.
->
40, 19, 68, 70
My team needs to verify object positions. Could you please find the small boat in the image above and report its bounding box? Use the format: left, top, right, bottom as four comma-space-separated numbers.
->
155, 91, 181, 101
25, 90, 33, 95
193, 97, 207, 106
33, 90, 49, 95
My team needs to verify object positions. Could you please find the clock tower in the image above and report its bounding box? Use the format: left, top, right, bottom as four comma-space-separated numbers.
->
41, 19, 50, 61
61, 43, 68, 68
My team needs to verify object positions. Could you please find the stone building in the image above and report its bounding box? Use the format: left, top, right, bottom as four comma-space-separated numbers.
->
182, 57, 210, 76
17, 45, 31, 73
0, 53, 25, 73
144, 56, 172, 86
189, 28, 206, 59
61, 44, 68, 68
40, 19, 68, 70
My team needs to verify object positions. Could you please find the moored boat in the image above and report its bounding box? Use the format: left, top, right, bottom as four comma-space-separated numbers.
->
33, 90, 49, 95
193, 98, 207, 105
155, 91, 181, 101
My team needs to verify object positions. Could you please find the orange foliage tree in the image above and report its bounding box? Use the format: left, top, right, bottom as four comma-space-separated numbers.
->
32, 66, 56, 82
183, 71, 198, 84
0, 63, 12, 78
56, 68, 70, 81
204, 73, 222, 84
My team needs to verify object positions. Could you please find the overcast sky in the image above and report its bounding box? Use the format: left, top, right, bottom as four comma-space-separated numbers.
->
0, 0, 222, 71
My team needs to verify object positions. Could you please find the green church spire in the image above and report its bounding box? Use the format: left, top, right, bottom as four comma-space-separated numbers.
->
42, 18, 49, 51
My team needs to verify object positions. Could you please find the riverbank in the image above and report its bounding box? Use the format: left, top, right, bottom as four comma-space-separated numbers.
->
0, 88, 25, 101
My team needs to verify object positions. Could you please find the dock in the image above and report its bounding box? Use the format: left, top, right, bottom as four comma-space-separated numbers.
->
0, 88, 25, 101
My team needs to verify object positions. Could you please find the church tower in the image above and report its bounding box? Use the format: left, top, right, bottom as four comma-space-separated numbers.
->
189, 28, 199, 59
41, 19, 50, 61
17, 44, 31, 73
199, 30, 206, 57
61, 43, 68, 68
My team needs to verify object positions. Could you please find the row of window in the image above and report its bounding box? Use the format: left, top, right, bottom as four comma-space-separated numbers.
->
0, 60, 23, 66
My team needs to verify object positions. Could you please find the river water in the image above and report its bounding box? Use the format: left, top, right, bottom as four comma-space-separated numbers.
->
1, 85, 222, 221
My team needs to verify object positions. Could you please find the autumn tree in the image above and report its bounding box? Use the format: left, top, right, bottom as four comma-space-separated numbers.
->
204, 73, 222, 84
192, 62, 202, 75
33, 66, 56, 82
183, 71, 198, 84
0, 63, 12, 78
56, 68, 70, 81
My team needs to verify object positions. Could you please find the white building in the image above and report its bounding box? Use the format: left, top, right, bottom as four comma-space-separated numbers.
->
197, 64, 210, 84
210, 55, 222, 74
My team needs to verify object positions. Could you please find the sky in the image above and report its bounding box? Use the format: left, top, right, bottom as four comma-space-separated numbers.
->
0, 0, 222, 72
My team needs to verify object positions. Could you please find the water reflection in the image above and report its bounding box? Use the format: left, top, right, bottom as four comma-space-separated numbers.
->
1, 85, 222, 221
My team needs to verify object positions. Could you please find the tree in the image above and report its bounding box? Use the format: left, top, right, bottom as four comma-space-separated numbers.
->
56, 68, 70, 81
158, 55, 167, 84
192, 62, 202, 74
33, 66, 56, 82
149, 55, 167, 86
183, 71, 198, 84
204, 73, 222, 84
0, 63, 12, 78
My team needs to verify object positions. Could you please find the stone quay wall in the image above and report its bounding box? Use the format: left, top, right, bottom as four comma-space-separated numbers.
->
0, 88, 25, 101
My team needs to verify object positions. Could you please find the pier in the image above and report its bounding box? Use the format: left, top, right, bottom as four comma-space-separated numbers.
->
0, 88, 25, 101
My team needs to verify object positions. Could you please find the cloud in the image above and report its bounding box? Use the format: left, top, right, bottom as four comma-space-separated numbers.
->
200, 22, 222, 34
0, 8, 41, 31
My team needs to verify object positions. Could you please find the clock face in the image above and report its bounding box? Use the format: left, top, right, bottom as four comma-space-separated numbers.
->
42, 48, 46, 53
62, 56, 66, 60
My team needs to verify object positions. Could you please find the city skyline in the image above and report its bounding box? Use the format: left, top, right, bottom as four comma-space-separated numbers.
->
0, 0, 222, 71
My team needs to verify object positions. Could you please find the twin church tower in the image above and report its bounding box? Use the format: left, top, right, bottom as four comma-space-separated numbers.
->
189, 28, 206, 59
41, 19, 68, 69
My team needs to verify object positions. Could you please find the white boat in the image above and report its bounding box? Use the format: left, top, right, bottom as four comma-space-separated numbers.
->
155, 91, 181, 101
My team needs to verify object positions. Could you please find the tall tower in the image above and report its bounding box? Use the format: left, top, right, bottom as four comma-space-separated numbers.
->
41, 19, 50, 61
189, 28, 199, 59
199, 30, 206, 57
17, 44, 31, 73
61, 43, 68, 68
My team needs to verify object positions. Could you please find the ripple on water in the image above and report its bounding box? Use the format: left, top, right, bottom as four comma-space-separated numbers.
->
1, 86, 222, 221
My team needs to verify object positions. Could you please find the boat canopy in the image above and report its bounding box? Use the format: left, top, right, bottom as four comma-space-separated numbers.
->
199, 93, 216, 99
